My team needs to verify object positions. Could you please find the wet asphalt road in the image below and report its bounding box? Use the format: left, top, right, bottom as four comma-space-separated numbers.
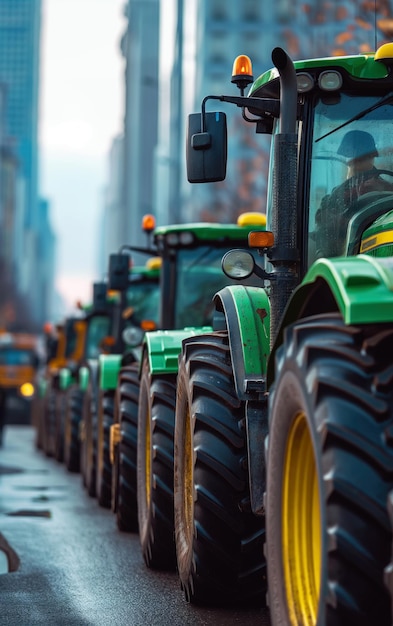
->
0, 426, 271, 626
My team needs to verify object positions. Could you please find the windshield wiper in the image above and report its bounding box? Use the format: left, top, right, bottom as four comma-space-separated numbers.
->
315, 93, 393, 143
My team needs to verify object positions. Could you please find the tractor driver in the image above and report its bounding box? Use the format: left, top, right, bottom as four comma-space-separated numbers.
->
314, 130, 393, 258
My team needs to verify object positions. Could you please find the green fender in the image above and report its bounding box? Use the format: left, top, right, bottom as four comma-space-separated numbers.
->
99, 354, 123, 390
267, 254, 393, 387
304, 255, 393, 323
213, 285, 270, 401
79, 366, 90, 392
59, 368, 73, 391
38, 377, 47, 398
143, 327, 213, 376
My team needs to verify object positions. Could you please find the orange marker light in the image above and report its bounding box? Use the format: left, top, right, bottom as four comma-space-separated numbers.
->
248, 230, 275, 248
141, 320, 156, 331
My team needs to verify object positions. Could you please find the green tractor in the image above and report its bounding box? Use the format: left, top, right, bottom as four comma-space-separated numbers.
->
101, 213, 266, 550
59, 283, 115, 480
175, 43, 393, 622
94, 255, 161, 509
135, 214, 266, 571
35, 316, 85, 459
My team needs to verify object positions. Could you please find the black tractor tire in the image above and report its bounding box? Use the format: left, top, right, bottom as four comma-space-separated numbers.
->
43, 385, 56, 457
96, 389, 115, 508
137, 356, 177, 570
54, 390, 66, 463
266, 313, 393, 626
112, 363, 140, 532
64, 386, 83, 473
81, 382, 97, 497
174, 331, 266, 606
384, 490, 393, 625
34, 394, 45, 450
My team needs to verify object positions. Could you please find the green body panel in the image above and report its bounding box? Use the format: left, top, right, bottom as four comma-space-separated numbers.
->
265, 254, 393, 389
250, 51, 387, 95
302, 255, 393, 324
99, 354, 123, 390
360, 210, 393, 256
59, 368, 73, 391
130, 265, 160, 280
214, 285, 270, 400
153, 221, 265, 242
39, 377, 47, 398
143, 327, 213, 376
78, 366, 90, 392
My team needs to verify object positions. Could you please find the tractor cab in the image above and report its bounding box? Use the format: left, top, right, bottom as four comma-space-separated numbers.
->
153, 212, 265, 330
187, 44, 393, 287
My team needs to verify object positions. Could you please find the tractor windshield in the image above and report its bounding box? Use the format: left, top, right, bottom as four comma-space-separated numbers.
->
126, 279, 160, 326
0, 348, 38, 367
175, 244, 259, 328
307, 92, 393, 264
85, 315, 111, 359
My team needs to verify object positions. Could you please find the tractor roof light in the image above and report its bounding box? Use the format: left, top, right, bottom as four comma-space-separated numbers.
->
142, 214, 156, 233
222, 249, 255, 280
179, 231, 195, 245
166, 231, 195, 247
237, 212, 266, 227
318, 71, 343, 91
231, 55, 254, 93
166, 233, 179, 246
248, 230, 275, 249
297, 72, 314, 93
146, 257, 161, 270
375, 42, 393, 66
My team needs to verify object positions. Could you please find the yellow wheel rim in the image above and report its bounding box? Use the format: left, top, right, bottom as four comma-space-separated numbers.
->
145, 398, 151, 507
282, 411, 321, 625
183, 403, 193, 544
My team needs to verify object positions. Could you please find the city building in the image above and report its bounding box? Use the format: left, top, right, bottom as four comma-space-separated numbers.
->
0, 0, 55, 328
121, 0, 159, 262
98, 134, 125, 279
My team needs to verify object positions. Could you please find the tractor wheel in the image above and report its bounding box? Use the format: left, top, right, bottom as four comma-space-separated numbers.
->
82, 382, 97, 497
112, 363, 140, 532
96, 389, 115, 508
137, 356, 177, 570
54, 391, 66, 463
34, 394, 45, 450
64, 386, 83, 473
174, 332, 266, 606
43, 386, 56, 457
385, 490, 393, 624
266, 313, 393, 626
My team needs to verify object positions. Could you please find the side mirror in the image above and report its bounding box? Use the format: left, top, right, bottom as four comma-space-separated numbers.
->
186, 111, 227, 183
108, 254, 129, 291
93, 282, 107, 308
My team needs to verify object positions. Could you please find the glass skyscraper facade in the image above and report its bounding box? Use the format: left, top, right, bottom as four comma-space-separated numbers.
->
0, 0, 41, 229
0, 0, 55, 328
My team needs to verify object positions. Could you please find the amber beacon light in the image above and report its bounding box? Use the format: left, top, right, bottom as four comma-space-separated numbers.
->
231, 55, 253, 94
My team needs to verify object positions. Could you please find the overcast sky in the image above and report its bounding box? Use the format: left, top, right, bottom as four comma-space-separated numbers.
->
39, 0, 126, 315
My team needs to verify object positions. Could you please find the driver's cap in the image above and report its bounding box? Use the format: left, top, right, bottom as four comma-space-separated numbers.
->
337, 130, 378, 160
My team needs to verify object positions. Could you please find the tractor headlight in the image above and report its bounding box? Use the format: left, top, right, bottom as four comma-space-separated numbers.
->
20, 382, 35, 398
318, 70, 342, 91
222, 249, 255, 280
122, 326, 144, 347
